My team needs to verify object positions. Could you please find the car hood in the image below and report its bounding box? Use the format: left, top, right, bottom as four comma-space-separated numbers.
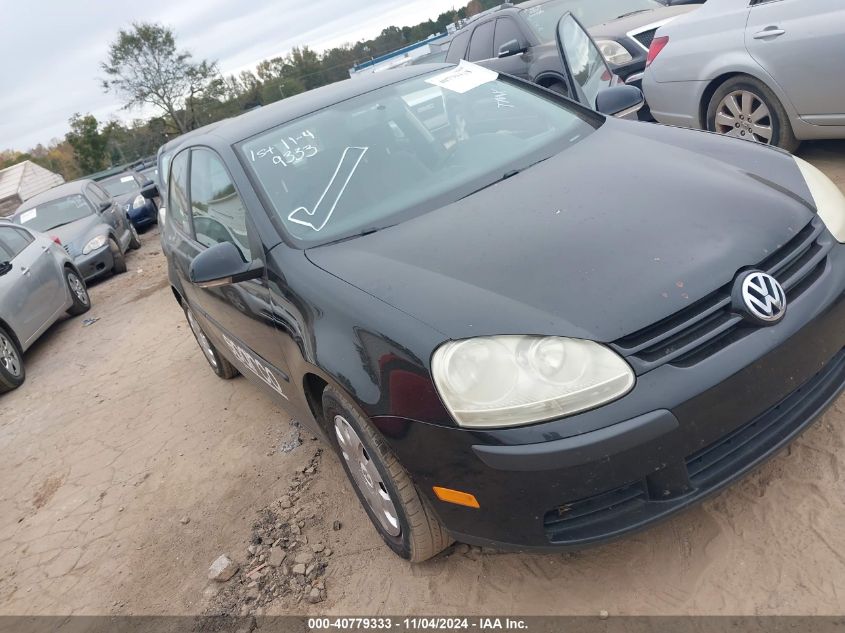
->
589, 5, 696, 36
51, 215, 110, 256
305, 120, 816, 343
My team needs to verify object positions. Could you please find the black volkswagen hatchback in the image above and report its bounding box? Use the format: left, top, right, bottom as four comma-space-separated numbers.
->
161, 17, 845, 561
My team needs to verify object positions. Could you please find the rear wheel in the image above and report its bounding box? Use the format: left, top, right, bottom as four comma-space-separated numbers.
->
706, 76, 799, 152
0, 326, 24, 393
65, 269, 91, 316
322, 386, 451, 562
184, 305, 238, 379
110, 238, 127, 275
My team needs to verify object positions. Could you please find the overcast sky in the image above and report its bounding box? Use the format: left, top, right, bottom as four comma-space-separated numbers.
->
0, 0, 460, 152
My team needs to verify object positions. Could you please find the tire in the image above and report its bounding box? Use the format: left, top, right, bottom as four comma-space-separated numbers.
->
183, 305, 238, 379
544, 81, 568, 97
322, 386, 452, 562
128, 222, 141, 250
64, 268, 91, 316
0, 326, 25, 394
706, 75, 800, 153
110, 238, 127, 275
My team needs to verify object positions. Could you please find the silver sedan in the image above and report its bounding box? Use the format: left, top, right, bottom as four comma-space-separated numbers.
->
642, 0, 845, 151
0, 220, 91, 393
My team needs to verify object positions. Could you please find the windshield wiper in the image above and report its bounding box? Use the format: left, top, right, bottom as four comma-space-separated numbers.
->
46, 220, 79, 230
616, 9, 649, 19
317, 224, 396, 247
460, 156, 552, 200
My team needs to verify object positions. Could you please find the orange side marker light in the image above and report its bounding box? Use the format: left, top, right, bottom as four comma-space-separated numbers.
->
433, 486, 480, 509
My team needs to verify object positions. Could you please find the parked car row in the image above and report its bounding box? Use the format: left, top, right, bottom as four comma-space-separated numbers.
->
0, 172, 160, 393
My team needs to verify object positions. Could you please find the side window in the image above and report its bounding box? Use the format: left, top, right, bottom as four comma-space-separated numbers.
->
494, 18, 524, 55
0, 227, 34, 260
189, 149, 252, 261
445, 31, 471, 63
167, 150, 192, 234
467, 21, 496, 62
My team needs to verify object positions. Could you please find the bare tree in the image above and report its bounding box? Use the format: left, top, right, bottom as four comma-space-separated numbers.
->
101, 23, 218, 134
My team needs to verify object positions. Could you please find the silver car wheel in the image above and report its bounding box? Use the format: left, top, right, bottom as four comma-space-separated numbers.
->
0, 333, 21, 378
714, 90, 773, 144
334, 414, 401, 537
185, 308, 218, 370
67, 272, 89, 306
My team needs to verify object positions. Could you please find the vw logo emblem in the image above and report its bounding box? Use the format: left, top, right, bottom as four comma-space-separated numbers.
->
739, 271, 787, 324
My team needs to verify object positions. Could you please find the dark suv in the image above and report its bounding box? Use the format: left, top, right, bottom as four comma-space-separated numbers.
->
445, 0, 696, 93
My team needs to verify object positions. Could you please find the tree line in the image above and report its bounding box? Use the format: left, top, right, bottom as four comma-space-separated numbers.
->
1, 0, 503, 181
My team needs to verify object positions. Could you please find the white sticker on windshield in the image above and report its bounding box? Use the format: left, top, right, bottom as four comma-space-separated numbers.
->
425, 60, 498, 94
20, 209, 37, 223
120, 176, 134, 183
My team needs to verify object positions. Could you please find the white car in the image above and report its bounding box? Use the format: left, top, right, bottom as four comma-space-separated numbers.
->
642, 0, 845, 151
0, 220, 91, 393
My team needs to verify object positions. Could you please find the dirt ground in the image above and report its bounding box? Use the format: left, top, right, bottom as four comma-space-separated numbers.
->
2, 140, 845, 618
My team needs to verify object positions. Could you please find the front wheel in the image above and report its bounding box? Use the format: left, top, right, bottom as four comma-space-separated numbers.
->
0, 326, 25, 394
110, 238, 127, 275
706, 76, 799, 152
65, 269, 91, 316
322, 386, 452, 562
183, 305, 238, 379
128, 222, 141, 250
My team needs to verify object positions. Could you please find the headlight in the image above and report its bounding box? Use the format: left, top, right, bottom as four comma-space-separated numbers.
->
595, 39, 633, 65
431, 336, 635, 428
82, 235, 108, 255
795, 156, 845, 243
132, 194, 146, 209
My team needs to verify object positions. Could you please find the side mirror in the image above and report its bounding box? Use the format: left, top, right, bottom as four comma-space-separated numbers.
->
498, 39, 526, 58
0, 261, 11, 277
595, 85, 645, 118
141, 181, 159, 199
189, 241, 263, 288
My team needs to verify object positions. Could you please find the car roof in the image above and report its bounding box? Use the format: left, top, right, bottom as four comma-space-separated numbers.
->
188, 64, 450, 147
14, 179, 94, 214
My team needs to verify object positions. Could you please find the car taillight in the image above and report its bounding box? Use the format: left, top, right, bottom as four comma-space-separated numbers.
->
50, 236, 62, 245
646, 36, 669, 67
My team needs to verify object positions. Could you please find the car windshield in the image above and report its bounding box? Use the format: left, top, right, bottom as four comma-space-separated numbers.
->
521, 0, 662, 41
15, 195, 94, 232
100, 175, 138, 196
239, 67, 597, 247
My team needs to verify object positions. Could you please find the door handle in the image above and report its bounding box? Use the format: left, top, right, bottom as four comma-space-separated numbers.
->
20, 267, 30, 275
753, 28, 785, 39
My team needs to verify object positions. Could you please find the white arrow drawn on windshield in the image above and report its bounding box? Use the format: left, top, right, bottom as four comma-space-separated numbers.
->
288, 146, 368, 232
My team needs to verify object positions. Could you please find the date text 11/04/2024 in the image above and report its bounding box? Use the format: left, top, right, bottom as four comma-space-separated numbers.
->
307, 618, 529, 630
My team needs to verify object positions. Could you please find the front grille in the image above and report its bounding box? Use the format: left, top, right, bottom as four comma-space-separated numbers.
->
543, 347, 845, 545
612, 217, 833, 374
632, 28, 656, 50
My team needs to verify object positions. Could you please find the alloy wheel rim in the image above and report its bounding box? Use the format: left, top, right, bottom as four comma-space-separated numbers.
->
185, 309, 218, 369
0, 333, 21, 377
715, 90, 773, 144
68, 273, 89, 306
334, 414, 401, 537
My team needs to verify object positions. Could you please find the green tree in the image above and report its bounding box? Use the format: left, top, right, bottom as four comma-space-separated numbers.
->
101, 22, 219, 134
65, 114, 109, 175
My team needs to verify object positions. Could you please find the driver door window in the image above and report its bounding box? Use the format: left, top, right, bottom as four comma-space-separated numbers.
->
557, 14, 612, 107
189, 148, 252, 262
467, 21, 495, 62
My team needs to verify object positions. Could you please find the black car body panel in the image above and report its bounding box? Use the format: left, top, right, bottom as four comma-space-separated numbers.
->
159, 63, 845, 551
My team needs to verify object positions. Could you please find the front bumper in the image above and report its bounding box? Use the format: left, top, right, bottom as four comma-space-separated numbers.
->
73, 245, 115, 281
375, 245, 845, 550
